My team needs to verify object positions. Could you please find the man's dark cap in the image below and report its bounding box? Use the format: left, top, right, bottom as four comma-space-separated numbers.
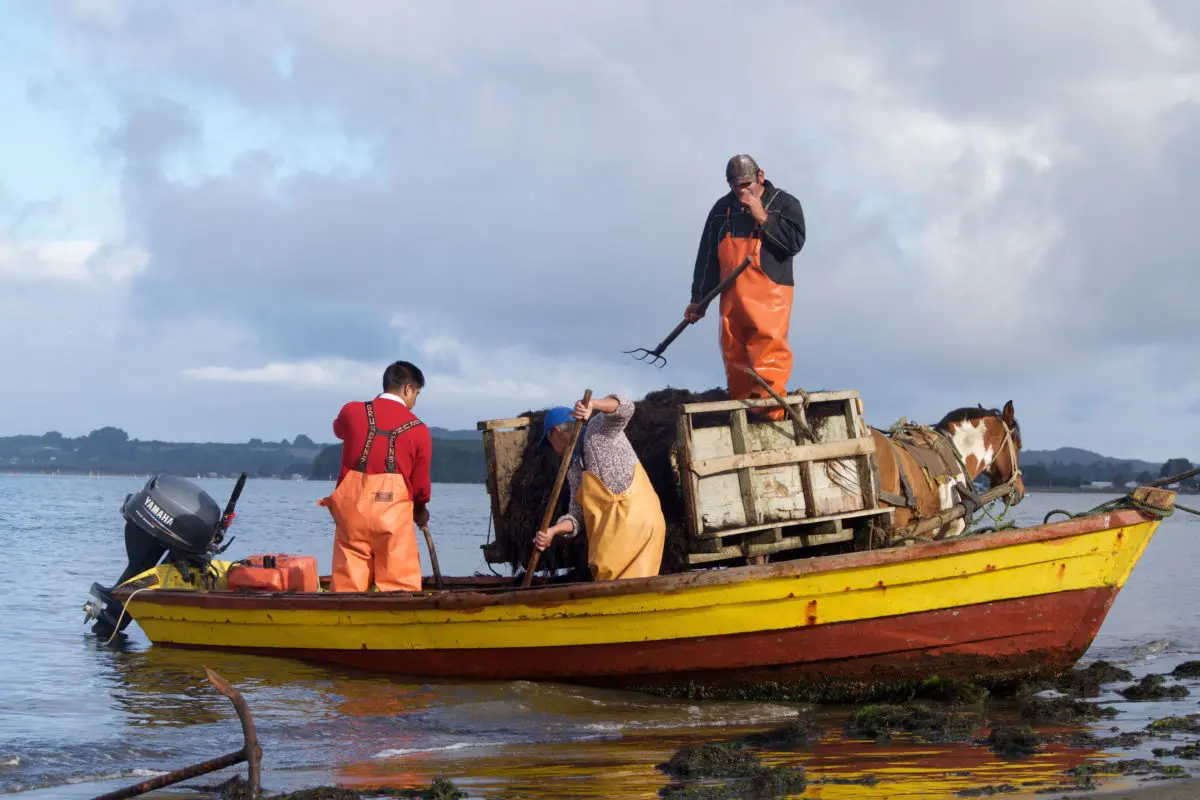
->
726, 154, 761, 184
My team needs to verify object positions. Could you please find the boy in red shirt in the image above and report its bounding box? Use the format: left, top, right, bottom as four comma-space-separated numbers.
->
319, 361, 432, 592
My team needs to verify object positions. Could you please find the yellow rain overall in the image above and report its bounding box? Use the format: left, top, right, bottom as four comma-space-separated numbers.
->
577, 461, 666, 581
319, 401, 423, 592
717, 206, 794, 420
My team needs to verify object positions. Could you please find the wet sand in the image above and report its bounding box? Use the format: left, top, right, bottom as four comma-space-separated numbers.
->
1083, 778, 1200, 798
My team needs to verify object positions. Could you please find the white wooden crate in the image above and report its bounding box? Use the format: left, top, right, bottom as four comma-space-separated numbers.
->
675, 390, 890, 563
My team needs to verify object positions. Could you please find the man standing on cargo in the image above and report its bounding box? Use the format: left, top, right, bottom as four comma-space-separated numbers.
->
686, 154, 806, 420
532, 393, 666, 581
319, 361, 432, 592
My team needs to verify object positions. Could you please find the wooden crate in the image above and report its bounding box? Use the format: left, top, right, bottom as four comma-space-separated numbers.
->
675, 390, 891, 566
476, 415, 535, 562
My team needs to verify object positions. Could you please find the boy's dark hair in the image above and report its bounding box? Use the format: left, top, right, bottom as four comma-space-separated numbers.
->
382, 361, 425, 393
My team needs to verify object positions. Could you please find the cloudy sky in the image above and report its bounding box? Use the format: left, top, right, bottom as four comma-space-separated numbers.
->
2, 0, 1198, 460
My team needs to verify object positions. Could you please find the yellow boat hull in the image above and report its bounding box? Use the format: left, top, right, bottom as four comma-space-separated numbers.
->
113, 505, 1162, 694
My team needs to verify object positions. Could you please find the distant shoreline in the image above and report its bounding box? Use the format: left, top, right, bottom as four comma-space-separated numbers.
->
1, 470, 1185, 494
0, 469, 485, 485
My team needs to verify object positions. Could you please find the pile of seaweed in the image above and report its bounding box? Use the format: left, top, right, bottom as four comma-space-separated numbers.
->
212, 775, 466, 799
494, 387, 729, 578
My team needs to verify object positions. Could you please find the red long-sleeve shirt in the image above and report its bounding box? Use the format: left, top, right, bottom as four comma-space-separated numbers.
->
332, 394, 432, 508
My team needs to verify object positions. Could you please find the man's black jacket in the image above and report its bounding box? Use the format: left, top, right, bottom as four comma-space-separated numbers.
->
691, 179, 806, 303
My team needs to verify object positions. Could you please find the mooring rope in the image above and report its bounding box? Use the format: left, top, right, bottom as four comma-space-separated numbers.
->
483, 509, 503, 578
1042, 490, 1200, 526
967, 494, 1018, 535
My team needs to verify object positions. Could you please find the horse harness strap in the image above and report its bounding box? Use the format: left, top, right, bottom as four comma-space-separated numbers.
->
876, 424, 968, 510
894, 424, 966, 482
876, 434, 916, 509
990, 418, 1023, 502
354, 401, 426, 474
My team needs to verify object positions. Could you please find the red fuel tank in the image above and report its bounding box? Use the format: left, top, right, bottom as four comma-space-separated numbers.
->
227, 553, 319, 593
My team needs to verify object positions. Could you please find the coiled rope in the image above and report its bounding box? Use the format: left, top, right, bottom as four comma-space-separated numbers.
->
1043, 490, 1200, 526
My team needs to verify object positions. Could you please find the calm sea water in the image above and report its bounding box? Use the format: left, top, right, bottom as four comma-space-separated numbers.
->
2, 474, 1199, 799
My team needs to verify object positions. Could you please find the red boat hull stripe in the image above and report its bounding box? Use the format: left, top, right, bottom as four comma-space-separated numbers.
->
165, 586, 1117, 687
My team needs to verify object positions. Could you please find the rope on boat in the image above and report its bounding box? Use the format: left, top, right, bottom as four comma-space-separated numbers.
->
101, 585, 155, 646
967, 493, 1018, 535
484, 509, 503, 578
1042, 490, 1200, 526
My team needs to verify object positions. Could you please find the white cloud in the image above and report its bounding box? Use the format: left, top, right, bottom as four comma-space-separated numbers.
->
184, 315, 671, 425
182, 358, 374, 388
0, 239, 147, 283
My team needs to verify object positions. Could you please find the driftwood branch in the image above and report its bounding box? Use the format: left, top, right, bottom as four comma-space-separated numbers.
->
92, 668, 261, 800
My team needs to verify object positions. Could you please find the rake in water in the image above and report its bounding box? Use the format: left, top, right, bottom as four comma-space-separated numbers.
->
623, 255, 753, 367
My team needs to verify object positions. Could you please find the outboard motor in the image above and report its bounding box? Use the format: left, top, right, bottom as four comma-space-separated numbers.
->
86, 472, 246, 640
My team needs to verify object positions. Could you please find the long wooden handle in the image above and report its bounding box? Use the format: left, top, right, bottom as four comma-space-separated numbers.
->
738, 365, 815, 442
651, 317, 692, 353
697, 254, 754, 311
1151, 466, 1200, 488
893, 482, 1016, 540
420, 523, 444, 590
639, 256, 754, 358
521, 389, 592, 588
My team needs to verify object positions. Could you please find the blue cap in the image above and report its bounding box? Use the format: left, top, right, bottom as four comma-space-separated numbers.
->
540, 406, 574, 448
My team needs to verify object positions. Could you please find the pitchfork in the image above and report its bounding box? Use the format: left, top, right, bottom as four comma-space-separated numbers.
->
623, 255, 754, 367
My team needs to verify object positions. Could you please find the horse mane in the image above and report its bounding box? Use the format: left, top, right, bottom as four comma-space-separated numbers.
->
934, 405, 1022, 443
934, 405, 1001, 432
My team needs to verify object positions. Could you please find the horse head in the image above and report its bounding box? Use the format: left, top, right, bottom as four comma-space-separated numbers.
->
934, 400, 1025, 506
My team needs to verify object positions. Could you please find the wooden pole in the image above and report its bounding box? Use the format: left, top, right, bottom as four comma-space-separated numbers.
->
521, 389, 592, 588
1151, 466, 1200, 488
893, 482, 1017, 540
91, 668, 260, 800
420, 523, 444, 590
737, 365, 815, 441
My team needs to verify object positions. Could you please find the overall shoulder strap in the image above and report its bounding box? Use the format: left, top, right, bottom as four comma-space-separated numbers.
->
353, 401, 378, 472
384, 418, 425, 473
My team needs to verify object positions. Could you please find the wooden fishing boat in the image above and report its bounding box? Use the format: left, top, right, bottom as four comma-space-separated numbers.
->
94, 390, 1177, 695
109, 488, 1170, 695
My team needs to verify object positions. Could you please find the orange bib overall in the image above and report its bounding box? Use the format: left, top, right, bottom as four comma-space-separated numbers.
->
319, 401, 423, 592
717, 208, 794, 420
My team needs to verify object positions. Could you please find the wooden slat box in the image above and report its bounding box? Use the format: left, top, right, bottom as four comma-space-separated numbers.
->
675, 390, 890, 564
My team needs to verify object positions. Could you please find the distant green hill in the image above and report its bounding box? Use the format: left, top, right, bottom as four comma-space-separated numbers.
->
310, 439, 485, 483
0, 426, 486, 483
2, 427, 1190, 490
428, 427, 481, 441
0, 427, 325, 479
1018, 447, 1191, 489
1021, 447, 1159, 475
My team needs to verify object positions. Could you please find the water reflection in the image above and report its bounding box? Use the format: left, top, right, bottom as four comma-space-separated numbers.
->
328, 725, 1115, 799
104, 646, 342, 728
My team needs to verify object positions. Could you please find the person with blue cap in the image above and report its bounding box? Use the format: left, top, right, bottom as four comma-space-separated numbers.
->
532, 393, 666, 581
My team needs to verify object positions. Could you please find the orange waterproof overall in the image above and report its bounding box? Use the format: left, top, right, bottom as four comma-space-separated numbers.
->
717, 207, 794, 420
319, 401, 423, 592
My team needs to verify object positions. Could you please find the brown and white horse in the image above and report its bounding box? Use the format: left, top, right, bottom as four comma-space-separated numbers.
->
870, 400, 1025, 541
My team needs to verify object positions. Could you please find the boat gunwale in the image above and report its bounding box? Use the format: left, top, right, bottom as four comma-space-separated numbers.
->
114, 506, 1151, 612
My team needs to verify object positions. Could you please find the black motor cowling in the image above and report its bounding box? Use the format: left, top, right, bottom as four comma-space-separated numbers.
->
122, 474, 224, 557
87, 472, 246, 640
